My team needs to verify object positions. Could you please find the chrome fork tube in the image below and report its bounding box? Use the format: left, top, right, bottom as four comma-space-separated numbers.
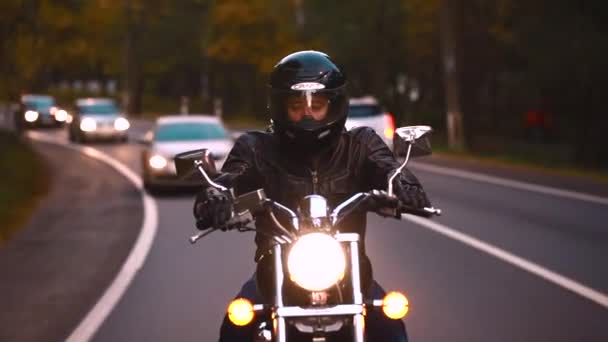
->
273, 244, 287, 342
350, 240, 365, 342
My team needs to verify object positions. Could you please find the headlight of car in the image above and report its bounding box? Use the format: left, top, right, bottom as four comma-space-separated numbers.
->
54, 109, 68, 122
80, 118, 97, 132
287, 232, 346, 291
24, 110, 39, 122
149, 154, 168, 169
114, 117, 130, 131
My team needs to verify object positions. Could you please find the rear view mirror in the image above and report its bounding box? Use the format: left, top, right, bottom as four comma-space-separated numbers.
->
174, 148, 219, 179
393, 125, 433, 158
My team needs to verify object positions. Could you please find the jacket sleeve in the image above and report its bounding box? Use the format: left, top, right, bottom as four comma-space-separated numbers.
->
355, 127, 423, 191
213, 132, 263, 196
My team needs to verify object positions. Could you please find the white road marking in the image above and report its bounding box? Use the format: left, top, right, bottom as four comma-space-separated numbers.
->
402, 214, 608, 309
26, 131, 159, 341
410, 162, 608, 205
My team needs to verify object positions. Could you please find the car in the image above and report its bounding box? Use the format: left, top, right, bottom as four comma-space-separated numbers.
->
68, 98, 129, 143
345, 96, 395, 149
140, 115, 234, 192
14, 94, 68, 130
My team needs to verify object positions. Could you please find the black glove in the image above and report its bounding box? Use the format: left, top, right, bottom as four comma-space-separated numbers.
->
193, 187, 233, 230
393, 178, 431, 210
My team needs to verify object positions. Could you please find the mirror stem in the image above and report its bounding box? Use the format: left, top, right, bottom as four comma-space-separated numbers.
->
195, 161, 228, 192
388, 143, 413, 197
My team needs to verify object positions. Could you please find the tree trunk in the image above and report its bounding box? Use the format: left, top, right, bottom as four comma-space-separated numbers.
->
440, 0, 465, 149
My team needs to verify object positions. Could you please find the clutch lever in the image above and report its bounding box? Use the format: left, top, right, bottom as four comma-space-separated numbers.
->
189, 212, 254, 244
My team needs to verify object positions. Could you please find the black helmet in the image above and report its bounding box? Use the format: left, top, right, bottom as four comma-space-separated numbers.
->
269, 50, 348, 154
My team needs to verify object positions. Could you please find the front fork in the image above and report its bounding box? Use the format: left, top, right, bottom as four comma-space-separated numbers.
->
271, 233, 366, 342
273, 244, 287, 342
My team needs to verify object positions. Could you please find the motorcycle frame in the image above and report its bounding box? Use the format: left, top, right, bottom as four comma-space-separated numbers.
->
270, 233, 366, 342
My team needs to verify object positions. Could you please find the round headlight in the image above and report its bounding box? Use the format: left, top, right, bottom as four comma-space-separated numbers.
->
25, 110, 39, 122
80, 118, 97, 132
287, 232, 345, 291
149, 155, 167, 169
114, 117, 130, 131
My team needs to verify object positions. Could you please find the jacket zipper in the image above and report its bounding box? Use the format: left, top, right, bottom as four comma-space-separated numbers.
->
311, 169, 319, 194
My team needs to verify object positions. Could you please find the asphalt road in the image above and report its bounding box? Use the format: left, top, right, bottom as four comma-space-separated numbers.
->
0, 138, 142, 342
3, 121, 608, 341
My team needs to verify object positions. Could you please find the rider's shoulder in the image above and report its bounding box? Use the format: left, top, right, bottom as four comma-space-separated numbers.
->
346, 126, 382, 143
234, 129, 276, 148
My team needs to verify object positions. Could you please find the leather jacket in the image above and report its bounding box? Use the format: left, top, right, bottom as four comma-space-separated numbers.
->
214, 126, 426, 286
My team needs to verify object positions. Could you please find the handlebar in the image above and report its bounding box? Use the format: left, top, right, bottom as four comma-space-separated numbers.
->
190, 189, 442, 244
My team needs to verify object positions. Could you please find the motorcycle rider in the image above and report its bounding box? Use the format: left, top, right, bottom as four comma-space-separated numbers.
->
194, 50, 431, 341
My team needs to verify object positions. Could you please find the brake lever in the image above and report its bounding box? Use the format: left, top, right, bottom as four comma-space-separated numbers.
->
189, 227, 218, 244
369, 190, 442, 218
398, 205, 442, 218
423, 207, 442, 216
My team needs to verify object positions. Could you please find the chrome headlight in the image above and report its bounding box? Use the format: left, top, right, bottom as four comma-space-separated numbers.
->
80, 118, 97, 132
24, 110, 39, 122
149, 154, 168, 169
114, 117, 130, 131
287, 233, 346, 291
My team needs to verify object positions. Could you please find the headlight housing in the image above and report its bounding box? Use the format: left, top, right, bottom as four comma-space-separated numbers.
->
80, 118, 97, 132
114, 117, 130, 131
287, 232, 346, 291
149, 155, 168, 169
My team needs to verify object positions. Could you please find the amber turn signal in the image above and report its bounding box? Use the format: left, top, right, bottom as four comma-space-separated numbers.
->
227, 298, 255, 326
382, 291, 409, 319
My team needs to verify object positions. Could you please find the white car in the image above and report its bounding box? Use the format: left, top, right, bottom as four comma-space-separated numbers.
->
345, 96, 394, 149
141, 115, 233, 192
68, 98, 130, 143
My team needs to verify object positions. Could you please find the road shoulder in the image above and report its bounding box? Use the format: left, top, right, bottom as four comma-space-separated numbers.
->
0, 142, 142, 342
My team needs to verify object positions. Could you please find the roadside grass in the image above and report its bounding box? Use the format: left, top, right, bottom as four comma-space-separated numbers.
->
0, 131, 50, 243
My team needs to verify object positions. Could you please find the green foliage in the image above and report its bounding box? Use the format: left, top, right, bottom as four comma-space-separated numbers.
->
1, 0, 607, 168
206, 0, 305, 72
0, 131, 49, 242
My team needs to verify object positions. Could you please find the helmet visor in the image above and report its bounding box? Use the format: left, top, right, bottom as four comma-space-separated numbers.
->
271, 84, 347, 131
285, 92, 331, 129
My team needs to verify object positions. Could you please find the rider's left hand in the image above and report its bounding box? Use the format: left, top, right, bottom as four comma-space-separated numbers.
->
393, 179, 431, 210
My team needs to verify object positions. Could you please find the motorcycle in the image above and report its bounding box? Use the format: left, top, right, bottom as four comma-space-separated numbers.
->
175, 125, 442, 342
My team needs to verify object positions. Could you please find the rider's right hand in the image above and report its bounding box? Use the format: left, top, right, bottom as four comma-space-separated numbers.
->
193, 187, 233, 230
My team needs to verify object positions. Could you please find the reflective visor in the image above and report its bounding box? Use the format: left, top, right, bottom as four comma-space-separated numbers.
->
285, 92, 330, 128
270, 84, 347, 132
